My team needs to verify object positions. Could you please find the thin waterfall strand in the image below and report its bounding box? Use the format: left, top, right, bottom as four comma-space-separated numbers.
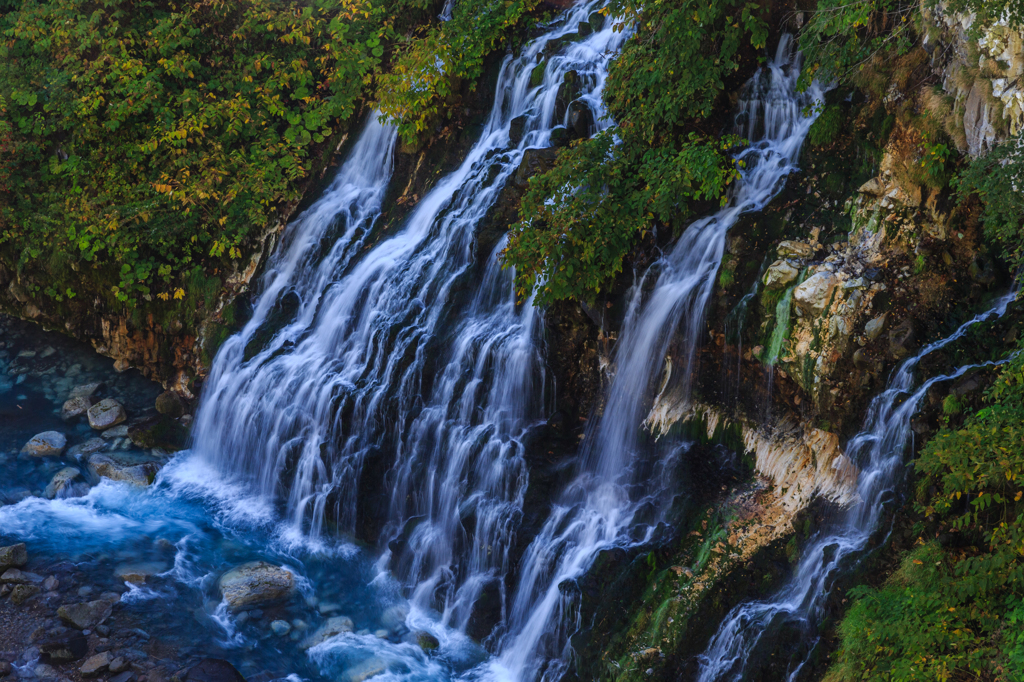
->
697, 287, 1019, 682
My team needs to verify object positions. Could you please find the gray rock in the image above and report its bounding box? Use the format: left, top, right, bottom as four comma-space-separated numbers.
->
61, 396, 95, 421
114, 562, 166, 585
68, 382, 102, 400
43, 576, 58, 591
270, 620, 292, 636
109, 657, 129, 674
343, 658, 386, 682
299, 615, 355, 649
10, 584, 40, 605
793, 271, 837, 317
87, 398, 127, 430
100, 424, 130, 440
864, 314, 887, 342
58, 600, 113, 630
67, 438, 107, 460
21, 431, 67, 457
33, 664, 58, 680
88, 453, 160, 486
763, 260, 799, 290
0, 543, 27, 569
218, 561, 296, 612
1, 568, 42, 583
44, 467, 82, 499
566, 100, 594, 138
777, 240, 813, 258
0, 661, 12, 678
80, 652, 112, 677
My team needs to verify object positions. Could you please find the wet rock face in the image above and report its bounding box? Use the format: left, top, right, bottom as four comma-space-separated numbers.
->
763, 260, 799, 290
21, 431, 67, 457
218, 561, 296, 612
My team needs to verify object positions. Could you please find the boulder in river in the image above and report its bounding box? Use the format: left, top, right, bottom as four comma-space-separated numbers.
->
21, 431, 67, 457
218, 561, 296, 612
58, 600, 113, 630
67, 438, 108, 461
299, 615, 355, 649
68, 382, 102, 400
184, 659, 247, 682
155, 390, 186, 418
45, 467, 83, 499
342, 658, 386, 682
88, 453, 160, 486
61, 396, 96, 421
87, 398, 127, 430
0, 543, 28, 569
114, 561, 167, 585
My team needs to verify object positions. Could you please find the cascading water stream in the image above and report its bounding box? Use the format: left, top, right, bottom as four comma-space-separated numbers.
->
476, 36, 823, 682
192, 0, 626, 643
697, 287, 1020, 682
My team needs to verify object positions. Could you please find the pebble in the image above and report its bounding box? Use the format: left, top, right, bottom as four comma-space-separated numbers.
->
270, 620, 291, 636
78, 585, 94, 597
109, 657, 129, 673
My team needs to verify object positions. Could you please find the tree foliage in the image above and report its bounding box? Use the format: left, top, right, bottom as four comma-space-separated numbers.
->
798, 0, 918, 90
0, 0, 385, 305
375, 0, 539, 146
502, 0, 767, 305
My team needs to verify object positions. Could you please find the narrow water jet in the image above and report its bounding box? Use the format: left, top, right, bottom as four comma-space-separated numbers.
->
697, 286, 1020, 682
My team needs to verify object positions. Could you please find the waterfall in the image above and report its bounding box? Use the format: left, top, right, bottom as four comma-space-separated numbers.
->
192, 0, 627, 644
697, 288, 1020, 682
476, 37, 823, 682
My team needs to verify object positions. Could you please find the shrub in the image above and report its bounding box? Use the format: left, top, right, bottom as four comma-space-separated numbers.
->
956, 134, 1024, 264
828, 344, 1024, 681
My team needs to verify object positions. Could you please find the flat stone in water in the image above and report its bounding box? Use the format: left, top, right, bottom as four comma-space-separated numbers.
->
68, 382, 102, 400
299, 615, 354, 649
67, 438, 108, 460
88, 452, 160, 486
114, 561, 167, 584
343, 657, 387, 682
88, 398, 127, 430
21, 431, 67, 457
58, 600, 113, 630
218, 561, 296, 612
